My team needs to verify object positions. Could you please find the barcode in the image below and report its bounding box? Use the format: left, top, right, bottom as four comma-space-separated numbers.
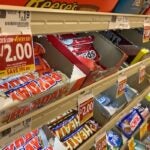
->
5, 21, 29, 27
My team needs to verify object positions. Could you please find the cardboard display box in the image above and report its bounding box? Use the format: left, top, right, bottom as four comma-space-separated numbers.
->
47, 32, 127, 87
0, 0, 118, 12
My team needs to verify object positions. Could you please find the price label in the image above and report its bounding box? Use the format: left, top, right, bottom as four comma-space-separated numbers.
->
0, 10, 31, 35
140, 122, 148, 140
95, 132, 107, 150
116, 75, 127, 98
0, 35, 35, 78
109, 16, 130, 30
143, 18, 150, 43
139, 65, 146, 84
78, 91, 94, 124
128, 137, 135, 150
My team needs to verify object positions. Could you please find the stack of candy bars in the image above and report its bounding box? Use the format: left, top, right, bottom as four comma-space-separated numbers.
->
2, 128, 52, 150
45, 110, 99, 150
57, 34, 104, 71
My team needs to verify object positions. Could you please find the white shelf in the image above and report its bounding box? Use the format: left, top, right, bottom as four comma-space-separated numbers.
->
0, 5, 150, 34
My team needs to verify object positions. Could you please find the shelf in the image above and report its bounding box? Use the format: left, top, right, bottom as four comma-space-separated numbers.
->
0, 57, 150, 147
78, 87, 150, 150
0, 5, 150, 34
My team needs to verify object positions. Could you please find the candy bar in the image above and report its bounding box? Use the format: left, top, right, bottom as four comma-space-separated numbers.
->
0, 72, 38, 92
68, 44, 100, 62
61, 36, 94, 46
62, 120, 99, 150
34, 42, 46, 56
116, 109, 143, 138
50, 113, 80, 140
35, 56, 52, 74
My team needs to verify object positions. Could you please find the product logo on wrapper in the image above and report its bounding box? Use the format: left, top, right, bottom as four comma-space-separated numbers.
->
0, 35, 35, 78
130, 114, 141, 131
25, 0, 78, 10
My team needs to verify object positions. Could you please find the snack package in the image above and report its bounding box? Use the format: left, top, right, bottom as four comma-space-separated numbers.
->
35, 56, 52, 75
2, 128, 49, 150
49, 112, 80, 140
106, 130, 123, 149
34, 42, 46, 56
61, 36, 94, 46
116, 109, 144, 138
68, 44, 100, 62
0, 72, 39, 92
61, 119, 99, 150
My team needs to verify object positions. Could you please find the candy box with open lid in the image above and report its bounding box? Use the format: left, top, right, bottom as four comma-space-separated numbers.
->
47, 32, 127, 87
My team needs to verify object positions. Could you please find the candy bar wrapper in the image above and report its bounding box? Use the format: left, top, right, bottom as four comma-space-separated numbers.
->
35, 56, 52, 74
2, 128, 50, 150
61, 36, 94, 46
34, 42, 46, 56
0, 72, 39, 93
48, 110, 75, 129
61, 120, 99, 150
116, 109, 144, 139
106, 130, 123, 149
4, 71, 68, 101
68, 44, 100, 62
49, 112, 80, 140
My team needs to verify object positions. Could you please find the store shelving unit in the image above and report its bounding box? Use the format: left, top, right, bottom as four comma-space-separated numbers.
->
0, 5, 150, 149
0, 5, 150, 34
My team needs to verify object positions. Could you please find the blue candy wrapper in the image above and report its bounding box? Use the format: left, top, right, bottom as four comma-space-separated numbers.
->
107, 130, 123, 148
116, 109, 144, 138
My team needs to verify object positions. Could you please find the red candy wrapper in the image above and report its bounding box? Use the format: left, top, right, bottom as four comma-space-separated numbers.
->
34, 42, 46, 56
68, 44, 100, 62
61, 36, 94, 46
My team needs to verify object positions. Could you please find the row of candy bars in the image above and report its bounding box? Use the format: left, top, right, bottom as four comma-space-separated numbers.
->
0, 71, 68, 101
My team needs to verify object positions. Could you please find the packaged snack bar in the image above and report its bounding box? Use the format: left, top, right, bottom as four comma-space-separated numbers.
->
68, 44, 100, 62
35, 56, 52, 74
0, 72, 38, 92
61, 36, 94, 46
61, 120, 99, 150
50, 113, 80, 140
116, 109, 144, 138
106, 130, 123, 149
34, 42, 46, 56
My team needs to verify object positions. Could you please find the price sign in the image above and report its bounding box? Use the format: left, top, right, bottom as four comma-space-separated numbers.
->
95, 132, 107, 150
139, 65, 146, 84
78, 91, 94, 124
116, 75, 127, 98
0, 35, 35, 78
128, 137, 135, 150
143, 17, 150, 43
140, 122, 148, 140
109, 16, 130, 30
